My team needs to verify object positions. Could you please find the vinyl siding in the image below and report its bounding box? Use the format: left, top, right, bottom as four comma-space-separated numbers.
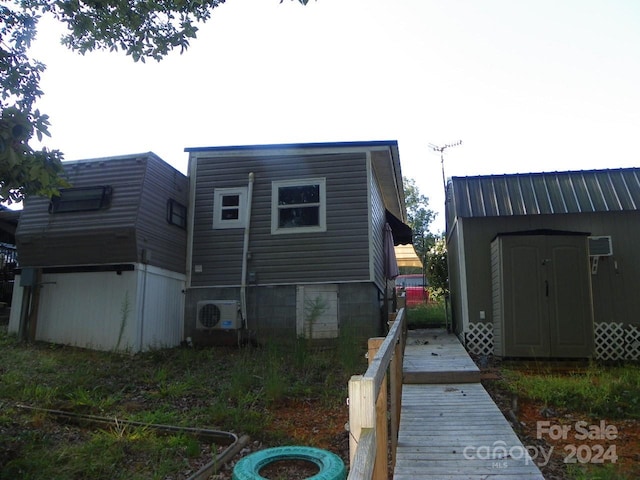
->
136, 157, 189, 273
370, 168, 387, 291
16, 154, 188, 273
190, 152, 370, 286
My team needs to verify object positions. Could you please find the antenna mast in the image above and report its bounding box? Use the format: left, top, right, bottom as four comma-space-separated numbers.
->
427, 140, 461, 334
428, 140, 462, 195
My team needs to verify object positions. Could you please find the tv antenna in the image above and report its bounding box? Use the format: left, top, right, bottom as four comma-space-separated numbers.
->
428, 140, 462, 194
427, 140, 461, 334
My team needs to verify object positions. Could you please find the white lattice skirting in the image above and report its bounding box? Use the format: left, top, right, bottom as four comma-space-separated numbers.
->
465, 322, 640, 360
595, 323, 640, 361
466, 322, 494, 356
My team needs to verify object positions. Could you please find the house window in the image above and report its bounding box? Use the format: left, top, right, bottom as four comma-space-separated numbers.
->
167, 199, 187, 229
271, 178, 326, 234
213, 187, 247, 229
49, 186, 112, 213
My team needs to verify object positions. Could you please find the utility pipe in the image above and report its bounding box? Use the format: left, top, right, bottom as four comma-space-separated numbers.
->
240, 173, 255, 331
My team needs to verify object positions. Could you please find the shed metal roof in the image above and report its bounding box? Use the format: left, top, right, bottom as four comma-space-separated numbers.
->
449, 168, 640, 218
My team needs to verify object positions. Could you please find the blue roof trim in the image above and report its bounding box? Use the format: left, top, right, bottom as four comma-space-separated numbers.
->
184, 140, 398, 153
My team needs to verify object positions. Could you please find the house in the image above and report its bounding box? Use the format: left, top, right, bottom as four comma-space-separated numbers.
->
445, 168, 640, 360
183, 141, 411, 344
8, 153, 189, 352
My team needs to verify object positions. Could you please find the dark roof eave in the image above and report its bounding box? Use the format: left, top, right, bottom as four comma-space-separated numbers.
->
184, 140, 399, 153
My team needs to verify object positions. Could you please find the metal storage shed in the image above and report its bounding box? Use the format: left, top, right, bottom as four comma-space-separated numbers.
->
446, 167, 640, 359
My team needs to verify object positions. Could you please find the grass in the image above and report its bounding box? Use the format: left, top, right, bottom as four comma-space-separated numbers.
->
405, 295, 449, 329
566, 463, 635, 480
492, 361, 640, 480
501, 362, 640, 420
0, 326, 367, 479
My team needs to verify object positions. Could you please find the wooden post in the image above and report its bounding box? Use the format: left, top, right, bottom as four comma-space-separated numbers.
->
348, 375, 375, 468
390, 335, 403, 468
368, 338, 388, 480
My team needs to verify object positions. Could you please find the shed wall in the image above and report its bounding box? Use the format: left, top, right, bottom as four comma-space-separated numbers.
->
451, 211, 639, 333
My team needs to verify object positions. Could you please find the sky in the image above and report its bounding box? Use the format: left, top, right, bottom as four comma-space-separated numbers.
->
27, 0, 640, 232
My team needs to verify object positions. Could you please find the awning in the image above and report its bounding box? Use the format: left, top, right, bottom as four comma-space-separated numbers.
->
385, 210, 413, 245
394, 244, 423, 268
384, 223, 400, 279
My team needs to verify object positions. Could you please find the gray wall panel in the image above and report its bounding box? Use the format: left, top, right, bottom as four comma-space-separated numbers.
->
16, 154, 188, 273
190, 152, 371, 286
452, 211, 639, 331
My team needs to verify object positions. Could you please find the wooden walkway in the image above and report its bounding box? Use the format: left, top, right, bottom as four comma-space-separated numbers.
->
403, 329, 480, 384
393, 330, 545, 479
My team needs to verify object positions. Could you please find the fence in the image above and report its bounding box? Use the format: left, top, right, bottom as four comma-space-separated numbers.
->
347, 307, 406, 480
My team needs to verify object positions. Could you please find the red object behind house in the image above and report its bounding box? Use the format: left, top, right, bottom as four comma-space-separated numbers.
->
395, 274, 429, 307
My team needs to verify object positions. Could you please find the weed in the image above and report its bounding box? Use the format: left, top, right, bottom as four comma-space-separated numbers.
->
567, 462, 634, 479
502, 363, 640, 419
0, 325, 358, 478
21, 383, 59, 406
406, 299, 448, 328
66, 386, 120, 412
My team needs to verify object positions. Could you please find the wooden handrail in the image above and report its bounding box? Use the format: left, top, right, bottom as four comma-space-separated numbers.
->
347, 308, 406, 480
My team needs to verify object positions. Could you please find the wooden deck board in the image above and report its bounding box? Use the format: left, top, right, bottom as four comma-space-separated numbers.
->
392, 330, 544, 479
402, 329, 481, 384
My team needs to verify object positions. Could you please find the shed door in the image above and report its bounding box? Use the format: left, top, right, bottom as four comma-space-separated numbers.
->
499, 235, 594, 357
502, 237, 549, 356
296, 285, 339, 339
547, 241, 595, 357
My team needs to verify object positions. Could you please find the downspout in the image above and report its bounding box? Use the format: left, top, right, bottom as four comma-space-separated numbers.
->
240, 173, 255, 331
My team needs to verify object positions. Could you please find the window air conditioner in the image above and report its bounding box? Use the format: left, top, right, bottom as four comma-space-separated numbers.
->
588, 236, 613, 257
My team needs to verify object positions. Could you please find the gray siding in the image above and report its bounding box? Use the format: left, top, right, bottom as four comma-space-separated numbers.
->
137, 156, 189, 273
190, 152, 370, 286
370, 169, 387, 291
16, 154, 188, 273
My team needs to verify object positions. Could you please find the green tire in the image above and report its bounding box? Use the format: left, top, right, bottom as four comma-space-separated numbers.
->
232, 446, 346, 480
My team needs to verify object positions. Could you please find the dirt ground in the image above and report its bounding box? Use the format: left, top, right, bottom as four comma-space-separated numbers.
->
478, 361, 640, 480
214, 362, 640, 480
211, 399, 350, 479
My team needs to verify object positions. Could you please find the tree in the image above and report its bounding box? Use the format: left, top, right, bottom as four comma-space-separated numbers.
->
425, 236, 448, 299
403, 176, 436, 261
1, 0, 309, 204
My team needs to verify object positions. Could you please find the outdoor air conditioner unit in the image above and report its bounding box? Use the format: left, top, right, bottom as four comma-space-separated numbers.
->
196, 300, 241, 330
588, 236, 613, 257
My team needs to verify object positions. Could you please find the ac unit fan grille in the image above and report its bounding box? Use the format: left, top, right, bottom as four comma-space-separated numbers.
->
199, 304, 221, 328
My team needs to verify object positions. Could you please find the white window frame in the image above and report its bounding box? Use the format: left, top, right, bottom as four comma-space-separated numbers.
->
213, 187, 248, 229
271, 178, 327, 235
